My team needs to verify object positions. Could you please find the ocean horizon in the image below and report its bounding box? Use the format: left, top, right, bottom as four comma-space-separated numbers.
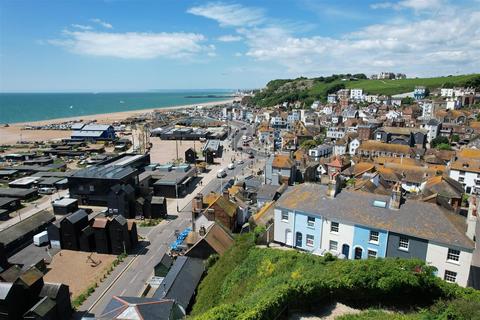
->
0, 90, 234, 124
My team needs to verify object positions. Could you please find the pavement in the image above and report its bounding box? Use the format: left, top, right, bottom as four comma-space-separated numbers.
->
75, 121, 264, 318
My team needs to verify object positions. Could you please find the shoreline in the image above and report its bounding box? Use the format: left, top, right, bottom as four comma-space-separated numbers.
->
0, 98, 234, 145
7, 98, 234, 127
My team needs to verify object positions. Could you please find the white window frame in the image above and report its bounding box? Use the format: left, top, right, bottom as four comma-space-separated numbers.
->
307, 216, 315, 228
330, 221, 339, 233
329, 240, 338, 252
306, 234, 314, 247
398, 236, 409, 251
281, 211, 289, 222
367, 249, 377, 259
444, 270, 457, 283
447, 248, 460, 263
369, 231, 379, 244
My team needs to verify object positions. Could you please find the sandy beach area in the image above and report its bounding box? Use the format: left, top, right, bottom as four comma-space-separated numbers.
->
0, 99, 233, 145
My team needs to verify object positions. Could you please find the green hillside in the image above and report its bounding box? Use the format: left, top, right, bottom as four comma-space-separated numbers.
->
190, 234, 480, 320
251, 73, 480, 108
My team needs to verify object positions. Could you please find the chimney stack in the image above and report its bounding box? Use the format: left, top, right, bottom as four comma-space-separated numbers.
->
191, 210, 196, 232
466, 196, 478, 241
389, 182, 402, 210
192, 193, 203, 214
326, 173, 339, 198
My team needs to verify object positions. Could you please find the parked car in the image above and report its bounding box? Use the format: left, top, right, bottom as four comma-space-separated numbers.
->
237, 159, 244, 164
217, 169, 227, 178
227, 163, 235, 170
38, 187, 56, 195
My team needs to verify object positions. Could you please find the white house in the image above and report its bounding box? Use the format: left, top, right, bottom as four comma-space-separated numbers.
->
449, 159, 480, 195
421, 119, 441, 143
327, 94, 337, 104
350, 88, 364, 101
308, 145, 333, 160
334, 139, 348, 156
421, 101, 435, 119
349, 138, 361, 156
311, 100, 321, 109
441, 88, 454, 98
365, 95, 379, 103
326, 127, 346, 139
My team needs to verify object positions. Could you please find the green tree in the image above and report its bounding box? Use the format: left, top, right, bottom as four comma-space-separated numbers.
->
451, 134, 460, 142
300, 139, 318, 150
326, 83, 345, 95
431, 136, 449, 148
401, 97, 415, 105
436, 143, 452, 151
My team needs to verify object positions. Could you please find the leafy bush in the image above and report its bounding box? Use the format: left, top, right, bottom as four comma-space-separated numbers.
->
191, 237, 480, 320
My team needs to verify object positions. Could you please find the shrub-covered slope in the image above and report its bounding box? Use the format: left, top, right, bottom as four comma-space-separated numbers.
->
190, 234, 480, 320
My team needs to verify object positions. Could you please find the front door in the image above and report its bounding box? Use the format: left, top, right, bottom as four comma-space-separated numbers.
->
354, 247, 363, 259
295, 232, 303, 247
342, 244, 350, 259
285, 229, 293, 246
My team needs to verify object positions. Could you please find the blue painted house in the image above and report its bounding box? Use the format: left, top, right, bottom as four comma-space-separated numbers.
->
273, 183, 475, 287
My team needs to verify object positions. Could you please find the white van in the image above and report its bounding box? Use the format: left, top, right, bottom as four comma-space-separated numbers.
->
217, 169, 227, 178
38, 187, 56, 195
33, 231, 49, 246
227, 163, 235, 170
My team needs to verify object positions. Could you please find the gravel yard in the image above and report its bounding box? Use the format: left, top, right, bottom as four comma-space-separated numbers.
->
44, 250, 116, 298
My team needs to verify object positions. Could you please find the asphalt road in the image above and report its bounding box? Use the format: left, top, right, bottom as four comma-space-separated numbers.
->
80, 124, 258, 317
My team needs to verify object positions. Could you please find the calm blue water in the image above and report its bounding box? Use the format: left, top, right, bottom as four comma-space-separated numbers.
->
0, 91, 233, 124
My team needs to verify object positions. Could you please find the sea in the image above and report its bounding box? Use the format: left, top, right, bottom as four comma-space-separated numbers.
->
0, 90, 234, 124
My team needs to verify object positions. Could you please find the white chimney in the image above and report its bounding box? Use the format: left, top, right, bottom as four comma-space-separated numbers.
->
466, 196, 479, 241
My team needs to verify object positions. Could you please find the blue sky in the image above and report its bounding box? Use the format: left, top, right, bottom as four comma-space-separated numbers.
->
0, 0, 479, 92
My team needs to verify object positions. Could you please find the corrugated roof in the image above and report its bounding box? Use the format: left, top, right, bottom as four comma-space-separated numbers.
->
276, 184, 474, 250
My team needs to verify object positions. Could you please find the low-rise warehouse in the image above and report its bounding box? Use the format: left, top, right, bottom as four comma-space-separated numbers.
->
0, 210, 55, 256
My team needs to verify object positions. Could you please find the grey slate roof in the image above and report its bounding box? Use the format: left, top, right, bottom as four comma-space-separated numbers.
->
71, 165, 137, 180
276, 183, 474, 250
40, 283, 63, 299
153, 256, 204, 309
65, 209, 88, 224
99, 296, 182, 320
0, 283, 14, 300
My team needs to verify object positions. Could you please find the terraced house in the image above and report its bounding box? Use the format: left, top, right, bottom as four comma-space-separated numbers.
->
273, 183, 476, 287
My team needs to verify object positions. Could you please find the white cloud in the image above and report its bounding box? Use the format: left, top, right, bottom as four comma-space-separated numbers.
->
371, 0, 444, 11
217, 34, 242, 42
240, 8, 480, 76
187, 2, 264, 27
91, 18, 113, 29
71, 24, 93, 30
48, 30, 213, 59
234, 52, 242, 57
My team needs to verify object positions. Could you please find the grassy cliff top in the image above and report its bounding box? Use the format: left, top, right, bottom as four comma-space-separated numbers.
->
251, 73, 480, 108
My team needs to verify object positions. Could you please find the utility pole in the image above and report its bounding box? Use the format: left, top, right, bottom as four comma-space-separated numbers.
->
175, 183, 179, 212
175, 140, 179, 163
